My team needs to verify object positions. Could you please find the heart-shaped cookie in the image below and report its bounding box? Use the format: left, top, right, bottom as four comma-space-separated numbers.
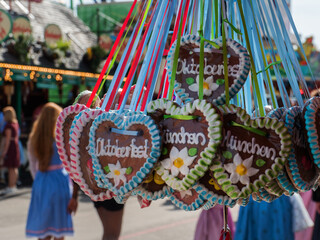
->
167, 34, 250, 105
69, 108, 114, 201
169, 184, 207, 211
133, 168, 173, 201
147, 99, 222, 191
89, 112, 161, 195
304, 97, 320, 169
267, 108, 297, 196
55, 103, 88, 179
211, 105, 291, 199
286, 106, 320, 191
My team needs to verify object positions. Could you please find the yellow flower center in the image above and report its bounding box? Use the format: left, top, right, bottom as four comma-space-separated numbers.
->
203, 82, 210, 90
154, 172, 165, 185
173, 157, 184, 168
236, 164, 247, 176
114, 170, 121, 176
144, 173, 153, 183
209, 178, 221, 191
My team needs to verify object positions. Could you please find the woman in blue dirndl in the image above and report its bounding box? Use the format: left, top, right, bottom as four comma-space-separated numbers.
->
26, 103, 77, 240
234, 195, 294, 240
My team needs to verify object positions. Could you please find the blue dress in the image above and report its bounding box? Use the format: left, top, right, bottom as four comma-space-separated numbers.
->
235, 195, 294, 240
26, 142, 73, 238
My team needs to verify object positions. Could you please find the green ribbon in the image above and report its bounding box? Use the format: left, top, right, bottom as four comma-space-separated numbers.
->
198, 0, 205, 100
231, 121, 267, 137
197, 32, 220, 49
221, 2, 230, 105
222, 18, 242, 35
164, 115, 198, 120
95, 2, 142, 99
215, 0, 218, 39
249, 0, 277, 109
256, 60, 282, 75
168, 3, 184, 100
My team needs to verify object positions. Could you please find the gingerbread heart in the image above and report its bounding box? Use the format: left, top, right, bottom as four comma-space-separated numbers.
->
69, 108, 114, 201
167, 34, 250, 105
211, 105, 291, 199
304, 97, 320, 169
133, 169, 173, 201
89, 112, 161, 195
55, 103, 88, 179
267, 108, 297, 196
169, 184, 207, 211
286, 106, 319, 191
147, 99, 222, 191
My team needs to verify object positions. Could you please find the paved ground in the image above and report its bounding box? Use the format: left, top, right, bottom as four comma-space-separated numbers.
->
0, 187, 202, 240
0, 187, 239, 240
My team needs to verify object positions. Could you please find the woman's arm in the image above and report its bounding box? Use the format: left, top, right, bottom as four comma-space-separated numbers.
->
1, 128, 11, 159
67, 181, 79, 215
27, 140, 38, 179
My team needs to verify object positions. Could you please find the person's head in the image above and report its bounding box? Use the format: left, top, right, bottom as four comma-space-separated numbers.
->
29, 102, 62, 171
3, 106, 17, 123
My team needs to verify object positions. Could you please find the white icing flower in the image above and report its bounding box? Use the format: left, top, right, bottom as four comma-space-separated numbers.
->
188, 75, 219, 96
179, 189, 193, 198
106, 161, 127, 187
224, 154, 259, 186
161, 147, 196, 177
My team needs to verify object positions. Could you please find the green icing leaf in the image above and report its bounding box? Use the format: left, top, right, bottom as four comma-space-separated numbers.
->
223, 151, 232, 159
104, 166, 110, 173
256, 159, 266, 167
186, 77, 195, 85
216, 79, 225, 85
188, 148, 198, 157
126, 167, 133, 175
162, 147, 168, 156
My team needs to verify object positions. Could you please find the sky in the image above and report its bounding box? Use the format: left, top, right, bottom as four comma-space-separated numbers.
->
291, 0, 320, 48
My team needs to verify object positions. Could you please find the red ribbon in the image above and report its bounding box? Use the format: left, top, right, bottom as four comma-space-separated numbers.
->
116, 2, 159, 110
86, 0, 138, 108
104, 4, 146, 111
219, 230, 232, 240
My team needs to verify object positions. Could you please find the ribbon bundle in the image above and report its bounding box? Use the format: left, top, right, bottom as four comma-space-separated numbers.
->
55, 0, 320, 214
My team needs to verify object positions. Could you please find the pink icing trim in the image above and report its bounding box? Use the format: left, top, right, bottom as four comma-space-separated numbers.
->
55, 104, 88, 180
69, 108, 114, 201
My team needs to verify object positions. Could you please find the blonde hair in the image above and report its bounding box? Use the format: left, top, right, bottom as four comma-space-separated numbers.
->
3, 106, 17, 123
29, 102, 62, 172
